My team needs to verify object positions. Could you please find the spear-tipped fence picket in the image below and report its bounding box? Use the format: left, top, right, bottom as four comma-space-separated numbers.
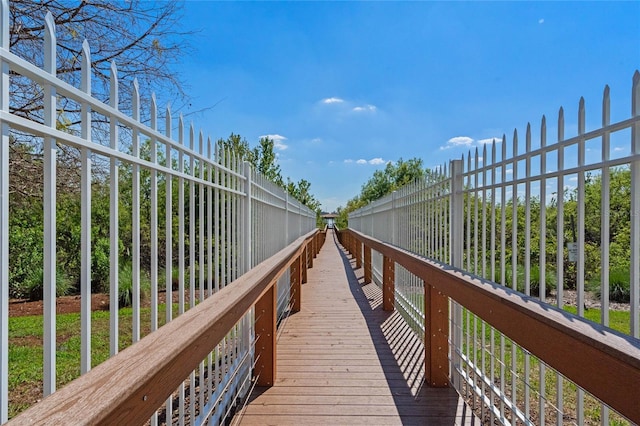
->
348, 71, 640, 425
0, 3, 317, 424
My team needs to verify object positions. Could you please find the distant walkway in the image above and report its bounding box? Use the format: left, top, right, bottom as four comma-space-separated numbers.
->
236, 230, 479, 425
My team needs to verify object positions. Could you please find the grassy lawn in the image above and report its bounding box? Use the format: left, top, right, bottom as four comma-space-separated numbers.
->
7, 304, 183, 419
459, 307, 632, 425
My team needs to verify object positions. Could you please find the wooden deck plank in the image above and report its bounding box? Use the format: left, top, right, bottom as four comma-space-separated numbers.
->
235, 230, 474, 425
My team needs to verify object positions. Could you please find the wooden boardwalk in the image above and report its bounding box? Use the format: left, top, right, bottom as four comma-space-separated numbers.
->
235, 230, 480, 425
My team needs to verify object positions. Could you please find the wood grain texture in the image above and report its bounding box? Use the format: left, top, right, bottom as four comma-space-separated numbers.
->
235, 231, 478, 425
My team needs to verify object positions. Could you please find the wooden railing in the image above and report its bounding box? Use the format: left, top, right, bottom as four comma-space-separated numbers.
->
8, 229, 324, 425
337, 228, 640, 424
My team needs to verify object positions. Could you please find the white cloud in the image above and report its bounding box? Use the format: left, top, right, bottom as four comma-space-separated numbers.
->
538, 18, 545, 24
259, 134, 288, 150
345, 157, 387, 165
310, 138, 322, 144
321, 97, 344, 104
441, 136, 474, 150
506, 168, 513, 174
353, 104, 377, 113
613, 146, 626, 152
478, 137, 501, 145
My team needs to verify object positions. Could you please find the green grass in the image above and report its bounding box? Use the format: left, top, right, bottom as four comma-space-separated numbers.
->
7, 303, 186, 419
460, 307, 632, 424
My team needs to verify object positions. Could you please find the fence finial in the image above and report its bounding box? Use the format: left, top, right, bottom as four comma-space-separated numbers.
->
526, 123, 531, 152
44, 12, 56, 75
190, 122, 195, 151
602, 85, 610, 127
541, 115, 546, 147
110, 61, 118, 109
81, 40, 91, 94
633, 70, 640, 116
151, 93, 157, 131
132, 78, 140, 121
165, 103, 172, 139
578, 97, 585, 135
558, 107, 564, 141
0, 0, 8, 49
178, 113, 184, 144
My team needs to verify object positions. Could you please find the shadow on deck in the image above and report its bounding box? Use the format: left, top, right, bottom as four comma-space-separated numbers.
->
234, 231, 480, 425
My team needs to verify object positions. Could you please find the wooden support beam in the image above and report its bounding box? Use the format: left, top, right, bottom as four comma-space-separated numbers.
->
301, 247, 308, 284
383, 255, 394, 311
312, 234, 317, 258
363, 245, 372, 284
355, 238, 362, 269
307, 240, 314, 268
255, 282, 277, 386
424, 282, 449, 387
290, 256, 302, 313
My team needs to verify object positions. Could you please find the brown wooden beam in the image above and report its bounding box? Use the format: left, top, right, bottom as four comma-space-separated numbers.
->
355, 238, 362, 269
290, 256, 302, 313
301, 247, 308, 284
255, 282, 277, 386
383, 255, 394, 312
424, 282, 449, 387
363, 245, 372, 284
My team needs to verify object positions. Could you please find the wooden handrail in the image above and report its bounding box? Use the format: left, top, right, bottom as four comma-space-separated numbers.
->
342, 228, 640, 423
9, 229, 320, 425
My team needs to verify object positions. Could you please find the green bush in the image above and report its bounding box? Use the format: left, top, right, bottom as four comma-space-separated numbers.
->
522, 265, 556, 297
593, 268, 631, 303
118, 262, 151, 308
16, 268, 73, 301
609, 269, 630, 303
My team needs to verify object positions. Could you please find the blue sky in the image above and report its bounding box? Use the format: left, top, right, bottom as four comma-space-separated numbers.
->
176, 1, 640, 212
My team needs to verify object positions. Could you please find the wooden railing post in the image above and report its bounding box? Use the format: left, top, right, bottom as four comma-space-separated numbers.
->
255, 282, 277, 386
355, 238, 362, 269
383, 256, 394, 311
363, 245, 372, 284
290, 255, 302, 313
308, 239, 314, 268
301, 246, 308, 284
424, 282, 449, 387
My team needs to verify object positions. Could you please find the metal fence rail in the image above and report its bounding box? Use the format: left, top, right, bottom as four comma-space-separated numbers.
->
0, 3, 316, 423
349, 71, 640, 425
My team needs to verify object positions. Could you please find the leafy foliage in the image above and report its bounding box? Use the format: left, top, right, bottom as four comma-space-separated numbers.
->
336, 157, 429, 228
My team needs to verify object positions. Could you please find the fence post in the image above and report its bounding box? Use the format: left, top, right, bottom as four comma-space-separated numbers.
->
243, 162, 252, 273
391, 191, 397, 245
0, 0, 9, 420
364, 245, 372, 284
254, 282, 276, 386
355, 237, 362, 269
383, 256, 395, 311
243, 161, 253, 373
290, 255, 302, 313
308, 238, 314, 269
424, 282, 450, 387
631, 71, 640, 338
449, 159, 464, 388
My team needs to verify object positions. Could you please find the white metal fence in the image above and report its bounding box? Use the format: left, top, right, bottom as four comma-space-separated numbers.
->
349, 71, 640, 425
0, 4, 316, 424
